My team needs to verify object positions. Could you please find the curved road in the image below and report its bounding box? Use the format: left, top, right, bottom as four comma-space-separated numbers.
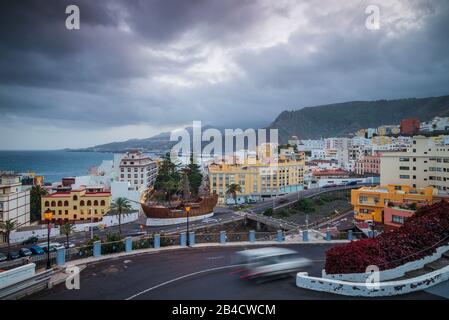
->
27, 244, 440, 300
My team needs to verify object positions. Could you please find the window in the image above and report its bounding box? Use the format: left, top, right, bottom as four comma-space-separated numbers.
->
399, 157, 410, 162
73, 195, 78, 201
57, 200, 62, 206
51, 201, 56, 207
400, 175, 410, 179
80, 200, 85, 206
87, 200, 92, 206
392, 215, 405, 224
94, 200, 99, 206
45, 201, 50, 207
399, 166, 410, 170
64, 200, 69, 206
100, 200, 105, 206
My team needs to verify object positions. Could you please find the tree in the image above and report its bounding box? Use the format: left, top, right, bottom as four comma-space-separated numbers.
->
30, 185, 48, 222
110, 197, 132, 238
60, 222, 75, 248
154, 153, 181, 201
187, 153, 203, 197
226, 184, 242, 205
0, 220, 17, 255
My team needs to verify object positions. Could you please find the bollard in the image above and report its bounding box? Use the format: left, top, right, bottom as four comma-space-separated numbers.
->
249, 230, 255, 242
302, 229, 309, 242
277, 230, 283, 242
154, 234, 160, 249
348, 230, 353, 241
93, 240, 101, 257
125, 237, 132, 253
180, 232, 186, 247
188, 231, 195, 246
220, 231, 226, 244
326, 230, 331, 241
56, 247, 65, 266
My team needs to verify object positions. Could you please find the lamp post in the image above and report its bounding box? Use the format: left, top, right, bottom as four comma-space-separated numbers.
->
43, 209, 53, 270
90, 207, 94, 240
371, 213, 376, 238
185, 206, 191, 247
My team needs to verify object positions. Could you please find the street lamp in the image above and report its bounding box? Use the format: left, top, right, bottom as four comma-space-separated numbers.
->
90, 207, 94, 240
43, 209, 53, 270
371, 213, 376, 238
185, 206, 191, 246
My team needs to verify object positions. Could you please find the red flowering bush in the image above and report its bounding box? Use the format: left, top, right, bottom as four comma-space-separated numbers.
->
325, 201, 449, 274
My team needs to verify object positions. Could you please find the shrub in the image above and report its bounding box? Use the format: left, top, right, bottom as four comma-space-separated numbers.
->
325, 201, 449, 274
294, 199, 316, 212
263, 208, 273, 216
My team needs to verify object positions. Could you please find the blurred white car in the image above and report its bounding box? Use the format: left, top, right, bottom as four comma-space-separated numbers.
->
233, 247, 312, 280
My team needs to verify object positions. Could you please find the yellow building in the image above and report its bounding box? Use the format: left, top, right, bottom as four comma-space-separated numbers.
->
41, 187, 111, 223
351, 184, 435, 223
208, 152, 305, 204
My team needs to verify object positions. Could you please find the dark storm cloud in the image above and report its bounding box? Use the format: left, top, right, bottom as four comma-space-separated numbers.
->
0, 0, 449, 149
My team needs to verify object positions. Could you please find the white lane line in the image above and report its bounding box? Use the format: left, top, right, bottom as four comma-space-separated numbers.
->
125, 264, 241, 300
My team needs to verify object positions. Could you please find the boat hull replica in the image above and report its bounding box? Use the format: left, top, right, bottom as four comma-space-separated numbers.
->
141, 194, 218, 226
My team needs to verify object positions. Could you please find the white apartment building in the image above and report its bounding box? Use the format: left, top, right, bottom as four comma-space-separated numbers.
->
119, 151, 158, 191
0, 173, 31, 244
298, 139, 325, 152
380, 136, 449, 193
421, 117, 449, 132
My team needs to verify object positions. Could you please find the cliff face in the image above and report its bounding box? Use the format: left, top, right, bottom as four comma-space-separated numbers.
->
268, 95, 449, 142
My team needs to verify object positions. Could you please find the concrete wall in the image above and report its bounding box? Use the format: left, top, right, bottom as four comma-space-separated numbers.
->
0, 263, 36, 289
322, 244, 449, 282
297, 265, 449, 297
72, 211, 139, 232
9, 226, 60, 244
144, 212, 214, 226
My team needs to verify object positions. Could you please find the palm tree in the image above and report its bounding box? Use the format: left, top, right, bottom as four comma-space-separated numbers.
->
0, 220, 17, 256
110, 197, 132, 238
60, 222, 75, 248
30, 185, 48, 222
226, 184, 242, 205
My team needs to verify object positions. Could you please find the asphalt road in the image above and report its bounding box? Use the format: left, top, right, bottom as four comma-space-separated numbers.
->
27, 244, 441, 300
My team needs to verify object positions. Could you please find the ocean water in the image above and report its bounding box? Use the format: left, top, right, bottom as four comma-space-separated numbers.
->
0, 150, 113, 183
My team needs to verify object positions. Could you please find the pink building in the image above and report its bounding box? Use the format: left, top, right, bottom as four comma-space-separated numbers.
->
355, 153, 381, 176
383, 206, 415, 229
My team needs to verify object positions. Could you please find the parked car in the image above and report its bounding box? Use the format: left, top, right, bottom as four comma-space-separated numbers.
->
8, 251, 20, 260
0, 252, 7, 262
30, 245, 45, 255
64, 242, 76, 249
19, 248, 33, 257
22, 236, 39, 245
345, 181, 358, 186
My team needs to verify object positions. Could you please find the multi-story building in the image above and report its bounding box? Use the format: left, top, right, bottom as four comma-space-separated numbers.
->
41, 187, 111, 223
380, 136, 449, 192
0, 173, 31, 243
208, 153, 305, 204
119, 150, 158, 191
400, 118, 420, 135
377, 125, 400, 136
420, 117, 449, 132
298, 139, 325, 152
355, 153, 381, 176
351, 184, 435, 223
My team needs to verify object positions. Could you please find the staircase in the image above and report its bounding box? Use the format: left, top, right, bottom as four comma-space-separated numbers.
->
397, 250, 449, 280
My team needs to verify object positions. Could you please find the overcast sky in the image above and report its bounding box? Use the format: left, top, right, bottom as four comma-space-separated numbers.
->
0, 0, 448, 150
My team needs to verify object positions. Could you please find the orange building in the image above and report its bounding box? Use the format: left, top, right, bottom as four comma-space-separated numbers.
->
41, 187, 111, 223
351, 184, 435, 223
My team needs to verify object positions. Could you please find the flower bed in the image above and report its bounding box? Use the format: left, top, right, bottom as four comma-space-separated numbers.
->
325, 201, 449, 274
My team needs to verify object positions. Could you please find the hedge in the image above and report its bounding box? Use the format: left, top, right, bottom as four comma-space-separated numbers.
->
325, 201, 449, 274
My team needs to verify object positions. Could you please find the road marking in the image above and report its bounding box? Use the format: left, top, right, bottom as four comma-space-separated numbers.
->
125, 264, 241, 300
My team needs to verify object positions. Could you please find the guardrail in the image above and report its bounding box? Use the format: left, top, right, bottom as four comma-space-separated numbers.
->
0, 269, 53, 300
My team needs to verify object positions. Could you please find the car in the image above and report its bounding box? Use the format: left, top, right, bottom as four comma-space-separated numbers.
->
278, 198, 288, 204
0, 252, 7, 262
19, 248, 32, 257
233, 247, 312, 281
64, 242, 76, 249
202, 218, 218, 224
30, 245, 45, 255
8, 251, 20, 260
22, 236, 39, 245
